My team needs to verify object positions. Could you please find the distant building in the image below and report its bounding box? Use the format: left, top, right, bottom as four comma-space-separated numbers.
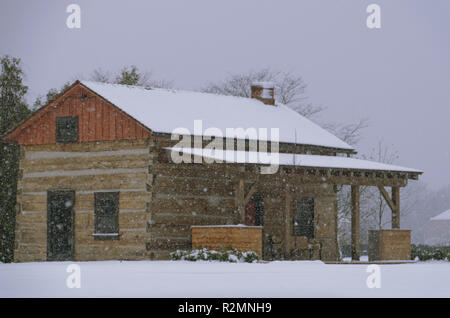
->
423, 210, 450, 246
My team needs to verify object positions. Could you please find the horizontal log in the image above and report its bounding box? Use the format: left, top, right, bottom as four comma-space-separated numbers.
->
14, 251, 46, 262
74, 245, 147, 261
17, 228, 46, 244
22, 154, 149, 173
155, 183, 235, 197
75, 230, 148, 245
75, 213, 93, 229
145, 238, 191, 250
148, 224, 192, 238
24, 139, 150, 153
149, 197, 234, 215
151, 213, 231, 226
22, 172, 147, 192
16, 212, 46, 225
22, 167, 147, 179
119, 212, 148, 229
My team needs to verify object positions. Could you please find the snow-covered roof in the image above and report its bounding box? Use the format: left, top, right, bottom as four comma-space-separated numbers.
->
430, 209, 450, 221
166, 147, 423, 173
81, 81, 353, 150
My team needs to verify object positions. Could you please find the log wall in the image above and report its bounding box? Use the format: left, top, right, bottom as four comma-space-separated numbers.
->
14, 135, 340, 262
14, 139, 152, 262
147, 136, 339, 261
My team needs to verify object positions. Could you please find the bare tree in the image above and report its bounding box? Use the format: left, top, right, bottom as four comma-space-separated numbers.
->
90, 68, 112, 83
202, 68, 324, 119
202, 68, 370, 150
322, 118, 369, 146
90, 65, 174, 89
361, 140, 400, 229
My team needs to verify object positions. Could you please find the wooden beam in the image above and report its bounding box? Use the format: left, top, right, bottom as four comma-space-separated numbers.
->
284, 185, 292, 256
378, 186, 401, 229
333, 185, 339, 261
244, 182, 258, 205
237, 179, 245, 224
377, 186, 395, 212
351, 185, 360, 261
392, 186, 400, 229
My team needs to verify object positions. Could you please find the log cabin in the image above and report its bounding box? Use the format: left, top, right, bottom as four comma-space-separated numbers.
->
2, 80, 422, 262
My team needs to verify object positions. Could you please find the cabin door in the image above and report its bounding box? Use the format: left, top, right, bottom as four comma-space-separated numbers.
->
244, 194, 264, 226
245, 200, 256, 226
47, 190, 75, 261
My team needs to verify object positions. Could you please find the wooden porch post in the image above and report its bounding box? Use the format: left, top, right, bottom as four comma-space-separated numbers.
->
351, 185, 360, 261
236, 178, 245, 224
284, 185, 292, 256
392, 186, 400, 229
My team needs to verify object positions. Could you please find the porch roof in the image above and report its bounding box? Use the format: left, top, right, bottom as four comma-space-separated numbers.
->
167, 147, 423, 175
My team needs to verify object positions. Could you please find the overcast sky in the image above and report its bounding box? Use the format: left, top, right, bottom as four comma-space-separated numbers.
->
1, 0, 449, 189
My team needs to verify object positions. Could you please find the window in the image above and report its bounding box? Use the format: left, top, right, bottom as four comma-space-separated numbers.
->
254, 194, 264, 226
94, 192, 119, 240
293, 198, 314, 239
56, 116, 78, 144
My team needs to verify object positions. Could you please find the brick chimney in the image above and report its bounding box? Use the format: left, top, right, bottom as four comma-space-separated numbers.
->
251, 82, 275, 105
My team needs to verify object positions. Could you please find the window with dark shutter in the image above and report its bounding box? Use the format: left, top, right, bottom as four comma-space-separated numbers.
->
293, 198, 314, 239
254, 194, 264, 226
94, 192, 119, 240
56, 116, 78, 144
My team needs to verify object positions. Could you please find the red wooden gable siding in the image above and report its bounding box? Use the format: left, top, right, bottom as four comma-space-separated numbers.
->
4, 82, 152, 145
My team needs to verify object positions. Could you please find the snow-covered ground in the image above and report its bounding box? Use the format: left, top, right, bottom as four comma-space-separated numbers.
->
0, 260, 449, 297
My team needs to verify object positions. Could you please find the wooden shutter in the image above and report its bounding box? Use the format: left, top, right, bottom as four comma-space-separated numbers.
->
94, 192, 119, 240
56, 116, 78, 144
293, 198, 314, 239
254, 194, 264, 226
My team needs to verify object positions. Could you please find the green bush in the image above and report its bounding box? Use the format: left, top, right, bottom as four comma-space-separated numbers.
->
170, 248, 260, 263
411, 244, 450, 261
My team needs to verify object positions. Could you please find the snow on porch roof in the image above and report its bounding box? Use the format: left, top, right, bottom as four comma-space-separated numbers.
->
166, 147, 423, 174
81, 81, 353, 151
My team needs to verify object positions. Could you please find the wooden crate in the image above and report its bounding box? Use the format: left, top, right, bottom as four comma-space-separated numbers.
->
368, 229, 411, 261
191, 225, 262, 256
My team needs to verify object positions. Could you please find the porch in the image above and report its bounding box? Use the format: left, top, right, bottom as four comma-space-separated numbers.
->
172, 148, 422, 261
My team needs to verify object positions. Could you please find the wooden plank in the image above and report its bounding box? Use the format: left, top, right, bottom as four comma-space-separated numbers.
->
244, 182, 258, 205
22, 172, 147, 192
25, 139, 150, 152
22, 154, 149, 173
110, 105, 116, 140
378, 186, 400, 229
392, 186, 400, 229
351, 185, 360, 261
284, 185, 292, 254
377, 186, 395, 212
95, 101, 102, 140
236, 179, 245, 223
5, 82, 151, 145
